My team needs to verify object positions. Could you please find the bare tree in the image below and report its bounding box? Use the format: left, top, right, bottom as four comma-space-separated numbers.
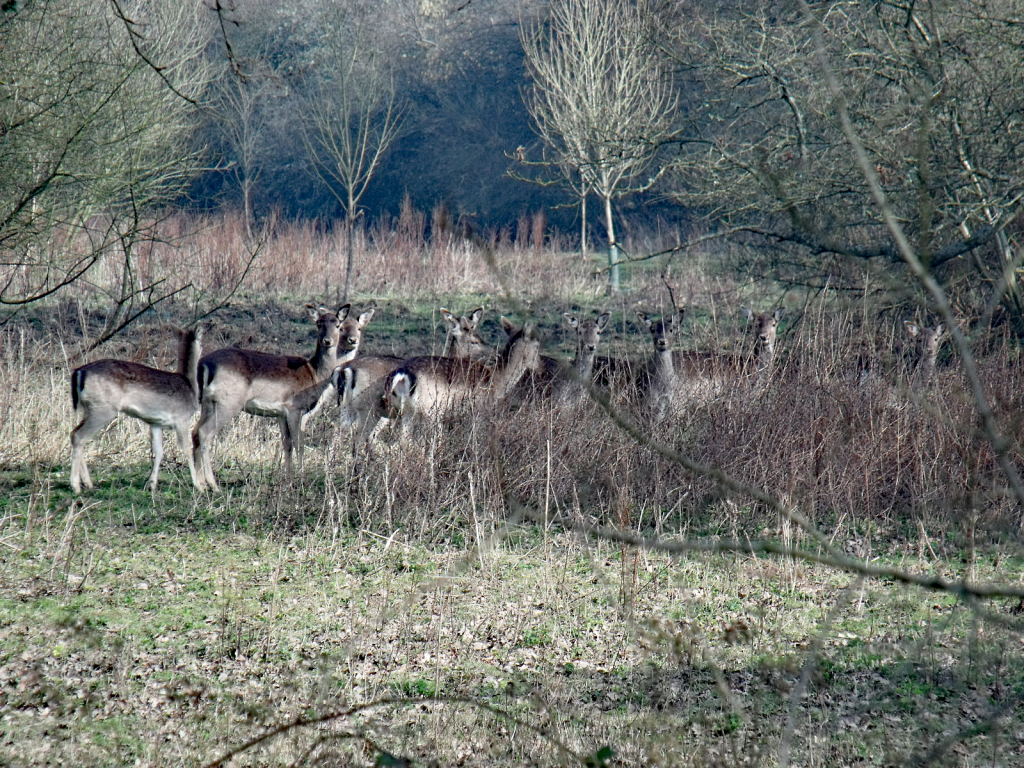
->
0, 0, 214, 310
301, 2, 404, 303
659, 0, 1024, 323
520, 0, 676, 293
210, 56, 281, 238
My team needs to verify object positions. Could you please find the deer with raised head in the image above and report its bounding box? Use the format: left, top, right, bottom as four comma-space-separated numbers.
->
439, 307, 493, 362
670, 306, 782, 396
513, 311, 611, 402
70, 325, 204, 493
739, 305, 781, 376
902, 320, 944, 390
192, 303, 371, 489
274, 307, 386, 473
328, 306, 494, 448
636, 311, 680, 418
384, 318, 541, 438
558, 311, 612, 401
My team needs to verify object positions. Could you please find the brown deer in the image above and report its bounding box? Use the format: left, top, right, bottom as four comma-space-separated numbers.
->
328, 306, 494, 449
192, 304, 371, 489
902, 320, 944, 390
439, 307, 493, 362
588, 308, 682, 409
70, 326, 204, 493
636, 311, 680, 418
671, 306, 782, 396
384, 318, 541, 438
515, 311, 611, 402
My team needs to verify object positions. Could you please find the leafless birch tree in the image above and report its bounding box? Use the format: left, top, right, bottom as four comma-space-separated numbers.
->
302, 3, 404, 303
520, 0, 676, 294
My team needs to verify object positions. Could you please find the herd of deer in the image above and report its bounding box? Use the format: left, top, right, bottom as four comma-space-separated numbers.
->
67, 303, 944, 494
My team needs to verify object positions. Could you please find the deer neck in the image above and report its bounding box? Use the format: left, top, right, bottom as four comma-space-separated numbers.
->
917, 348, 937, 384
751, 337, 775, 372
310, 336, 343, 380
574, 347, 597, 381
654, 346, 676, 386
490, 336, 537, 400
179, 330, 202, 402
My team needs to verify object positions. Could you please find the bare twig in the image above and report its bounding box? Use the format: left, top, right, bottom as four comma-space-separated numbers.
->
202, 695, 585, 768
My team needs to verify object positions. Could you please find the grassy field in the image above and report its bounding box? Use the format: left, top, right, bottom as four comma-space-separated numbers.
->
2, 217, 1024, 766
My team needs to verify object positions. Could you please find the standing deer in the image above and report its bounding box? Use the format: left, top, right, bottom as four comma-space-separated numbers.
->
328, 307, 493, 448
70, 325, 204, 493
671, 306, 782, 396
384, 318, 541, 438
636, 311, 680, 418
903, 320, 944, 390
192, 303, 371, 489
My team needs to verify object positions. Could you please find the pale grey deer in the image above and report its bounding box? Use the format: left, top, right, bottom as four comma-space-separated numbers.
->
902, 320, 944, 390
384, 318, 541, 439
70, 326, 204, 493
192, 304, 370, 489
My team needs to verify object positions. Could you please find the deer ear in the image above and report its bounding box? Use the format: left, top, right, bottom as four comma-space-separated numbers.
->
440, 308, 455, 325
468, 307, 484, 326
336, 303, 352, 321
904, 320, 919, 337
596, 311, 611, 331
563, 313, 579, 329
636, 312, 652, 328
740, 305, 753, 322
935, 323, 945, 336
357, 308, 375, 327
500, 316, 515, 335
306, 303, 319, 320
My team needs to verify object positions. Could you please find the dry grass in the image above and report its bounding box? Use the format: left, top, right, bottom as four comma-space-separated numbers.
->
1, 213, 1024, 766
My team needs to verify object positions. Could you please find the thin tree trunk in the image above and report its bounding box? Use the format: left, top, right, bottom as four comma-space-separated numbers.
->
243, 176, 254, 240
580, 191, 588, 258
603, 192, 620, 294
343, 212, 355, 303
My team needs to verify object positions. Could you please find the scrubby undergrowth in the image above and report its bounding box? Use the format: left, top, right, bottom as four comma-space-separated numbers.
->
2, 219, 1024, 766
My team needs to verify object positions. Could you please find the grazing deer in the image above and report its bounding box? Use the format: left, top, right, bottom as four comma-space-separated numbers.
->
384, 318, 541, 438
192, 304, 370, 489
70, 326, 204, 493
903, 320, 944, 390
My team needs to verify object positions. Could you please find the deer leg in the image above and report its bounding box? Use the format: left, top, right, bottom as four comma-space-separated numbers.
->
70, 405, 116, 493
174, 423, 201, 490
147, 425, 164, 491
193, 398, 239, 492
280, 415, 296, 476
